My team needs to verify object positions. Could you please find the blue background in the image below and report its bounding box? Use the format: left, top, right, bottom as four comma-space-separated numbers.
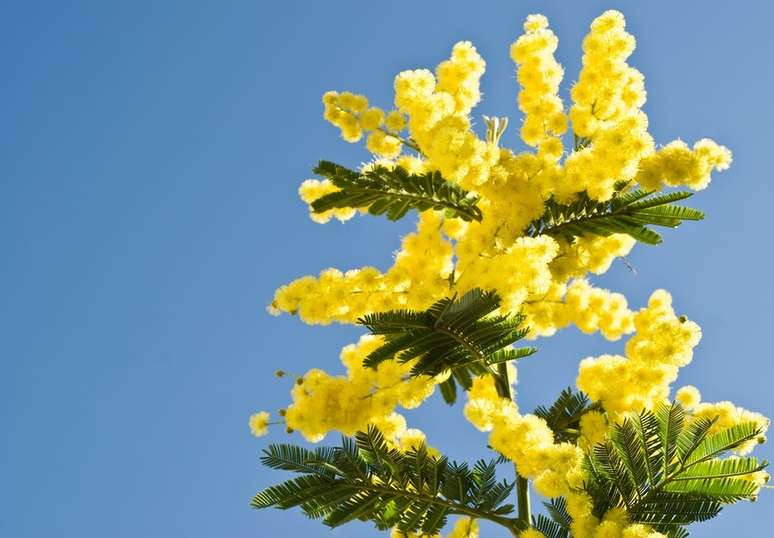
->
2, 1, 772, 536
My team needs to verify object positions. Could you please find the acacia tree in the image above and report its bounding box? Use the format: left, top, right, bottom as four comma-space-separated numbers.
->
248, 11, 769, 538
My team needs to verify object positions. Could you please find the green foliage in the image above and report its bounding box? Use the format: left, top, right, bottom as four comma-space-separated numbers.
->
534, 388, 599, 442
311, 161, 483, 222
357, 288, 536, 404
252, 426, 520, 535
531, 514, 569, 538
531, 498, 571, 538
526, 189, 704, 245
583, 402, 767, 534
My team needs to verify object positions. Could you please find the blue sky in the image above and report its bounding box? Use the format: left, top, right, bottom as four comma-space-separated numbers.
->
2, 1, 773, 536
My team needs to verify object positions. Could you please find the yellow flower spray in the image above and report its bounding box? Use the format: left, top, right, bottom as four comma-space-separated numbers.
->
250, 10, 768, 538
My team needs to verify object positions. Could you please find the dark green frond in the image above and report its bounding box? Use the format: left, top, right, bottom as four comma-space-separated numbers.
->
358, 289, 536, 404
311, 161, 483, 222
543, 497, 572, 530
684, 422, 764, 466
664, 527, 690, 538
657, 402, 685, 477
534, 388, 598, 442
526, 189, 704, 245
630, 492, 722, 527
252, 428, 519, 535
583, 402, 767, 533
664, 458, 764, 502
260, 443, 337, 477
531, 514, 569, 538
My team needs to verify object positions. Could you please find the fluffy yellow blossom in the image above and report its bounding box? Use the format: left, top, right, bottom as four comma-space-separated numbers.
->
248, 411, 271, 437
436, 41, 486, 115
577, 290, 702, 418
446, 518, 479, 538
396, 427, 440, 457
366, 130, 402, 158
549, 234, 636, 284
593, 520, 623, 538
565, 11, 654, 201
359, 106, 385, 131
322, 90, 365, 142
566, 491, 599, 538
271, 211, 452, 324
456, 234, 559, 312
674, 385, 701, 409
622, 524, 665, 538
579, 410, 608, 449
283, 335, 440, 442
384, 110, 407, 132
471, 149, 550, 245
488, 408, 584, 498
511, 14, 567, 159
322, 91, 409, 159
393, 46, 498, 188
520, 529, 546, 538
464, 367, 517, 431
690, 400, 769, 455
637, 138, 732, 191
522, 279, 634, 340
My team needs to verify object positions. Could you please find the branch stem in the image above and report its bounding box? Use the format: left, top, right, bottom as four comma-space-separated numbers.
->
495, 362, 532, 531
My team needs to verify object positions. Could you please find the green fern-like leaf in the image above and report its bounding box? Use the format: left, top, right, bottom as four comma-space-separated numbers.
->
583, 402, 767, 534
251, 426, 521, 535
534, 388, 598, 442
357, 289, 536, 404
311, 161, 483, 222
526, 189, 704, 245
531, 514, 569, 538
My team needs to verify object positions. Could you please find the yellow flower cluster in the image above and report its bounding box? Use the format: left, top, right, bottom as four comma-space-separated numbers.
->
455, 234, 559, 314
463, 366, 517, 431
564, 11, 654, 201
394, 56, 499, 189
260, 10, 767, 536
280, 10, 735, 338
284, 335, 440, 442
464, 371, 585, 500
473, 149, 549, 240
446, 518, 479, 538
577, 290, 702, 419
322, 90, 404, 158
436, 41, 486, 115
523, 279, 634, 340
690, 399, 769, 455
674, 385, 701, 409
489, 409, 585, 499
564, 492, 666, 538
570, 10, 642, 135
637, 138, 733, 191
578, 410, 608, 450
248, 411, 271, 437
549, 234, 637, 283
270, 211, 452, 324
511, 14, 568, 159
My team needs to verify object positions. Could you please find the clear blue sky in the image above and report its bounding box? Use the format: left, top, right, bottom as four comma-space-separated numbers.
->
2, 1, 772, 536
